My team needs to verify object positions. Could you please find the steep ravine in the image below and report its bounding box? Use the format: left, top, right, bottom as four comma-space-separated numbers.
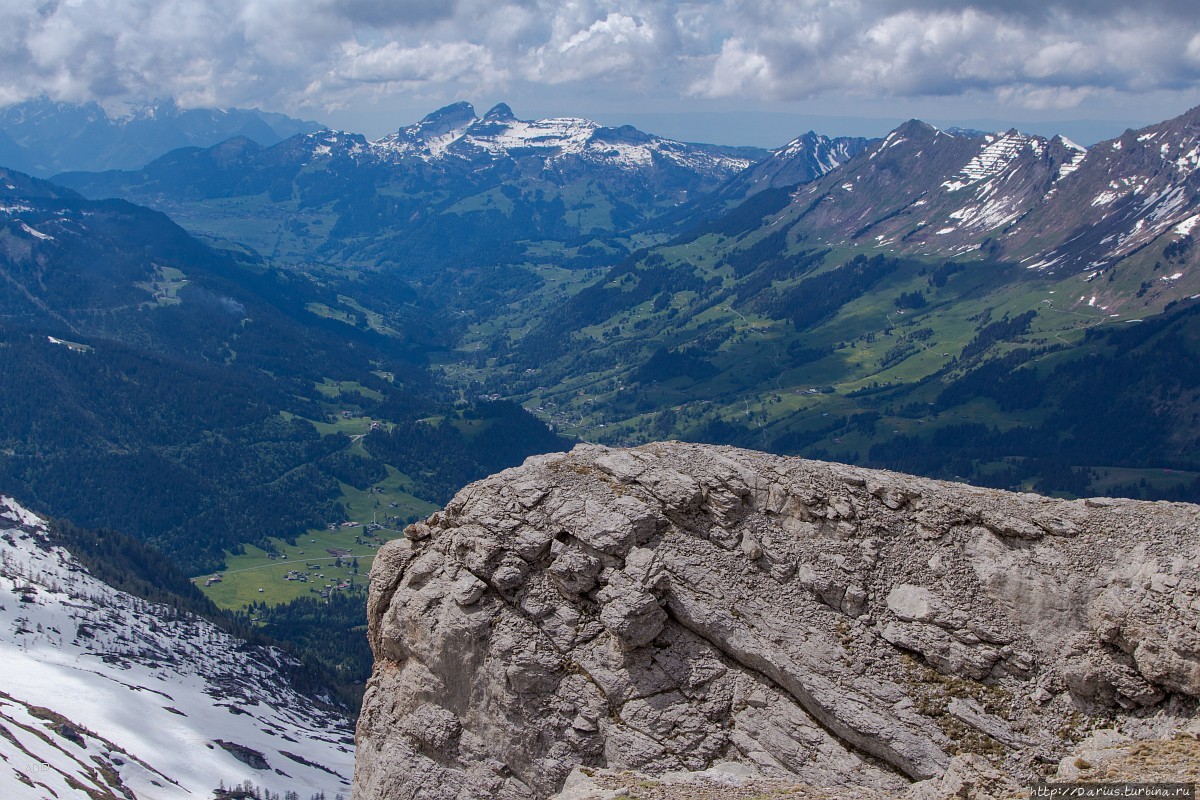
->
353, 443, 1199, 799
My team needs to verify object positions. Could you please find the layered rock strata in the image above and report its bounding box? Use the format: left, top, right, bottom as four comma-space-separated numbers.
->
354, 443, 1200, 799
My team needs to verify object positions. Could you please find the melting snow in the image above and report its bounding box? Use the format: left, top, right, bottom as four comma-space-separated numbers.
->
19, 222, 53, 240
869, 131, 906, 159
941, 132, 1032, 193
946, 197, 1022, 231
1056, 137, 1087, 179
1175, 214, 1199, 236
1177, 145, 1200, 175
0, 496, 355, 800
372, 113, 750, 175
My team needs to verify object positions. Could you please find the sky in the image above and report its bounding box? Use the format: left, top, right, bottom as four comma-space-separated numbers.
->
2, 0, 1199, 146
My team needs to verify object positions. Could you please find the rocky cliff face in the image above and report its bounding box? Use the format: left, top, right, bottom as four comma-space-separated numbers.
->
353, 443, 1199, 799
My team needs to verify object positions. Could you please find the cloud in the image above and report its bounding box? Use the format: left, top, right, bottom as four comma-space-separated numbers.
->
688, 38, 773, 98
336, 41, 503, 86
687, 2, 1200, 108
525, 10, 665, 84
331, 0, 461, 27
0, 1, 1197, 117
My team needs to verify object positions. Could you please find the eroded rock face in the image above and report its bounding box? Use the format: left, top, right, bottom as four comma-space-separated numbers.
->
353, 443, 1200, 800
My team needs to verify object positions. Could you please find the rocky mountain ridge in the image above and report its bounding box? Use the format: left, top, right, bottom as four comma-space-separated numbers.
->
354, 442, 1199, 800
0, 495, 355, 799
780, 106, 1199, 278
655, 129, 872, 228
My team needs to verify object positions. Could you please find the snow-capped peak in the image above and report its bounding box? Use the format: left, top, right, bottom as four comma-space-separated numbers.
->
773, 131, 866, 175
369, 102, 754, 175
482, 102, 516, 122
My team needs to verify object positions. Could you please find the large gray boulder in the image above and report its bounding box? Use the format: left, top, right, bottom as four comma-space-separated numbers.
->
353, 443, 1200, 800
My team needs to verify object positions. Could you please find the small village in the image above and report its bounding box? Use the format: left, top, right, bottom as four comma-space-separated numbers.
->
197, 514, 397, 603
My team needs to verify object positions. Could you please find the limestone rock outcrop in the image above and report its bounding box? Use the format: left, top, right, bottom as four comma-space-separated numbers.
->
353, 443, 1200, 800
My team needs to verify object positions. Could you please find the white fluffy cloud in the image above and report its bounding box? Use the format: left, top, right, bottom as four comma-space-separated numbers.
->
688, 3, 1200, 106
1, 0, 1197, 115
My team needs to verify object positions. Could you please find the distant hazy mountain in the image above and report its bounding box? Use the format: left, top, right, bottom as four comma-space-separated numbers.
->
659, 129, 872, 229
0, 97, 325, 175
0, 127, 32, 173
719, 130, 871, 198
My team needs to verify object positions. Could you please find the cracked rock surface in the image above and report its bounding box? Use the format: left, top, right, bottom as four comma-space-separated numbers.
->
353, 443, 1200, 800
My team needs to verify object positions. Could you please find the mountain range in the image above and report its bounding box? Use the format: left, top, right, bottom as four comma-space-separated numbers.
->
3, 94, 1200, 796
0, 153, 582, 716
53, 101, 1200, 290
16, 100, 1200, 501
0, 98, 324, 176
437, 104, 1198, 499
54, 102, 777, 273
3, 99, 1200, 796
774, 107, 1200, 278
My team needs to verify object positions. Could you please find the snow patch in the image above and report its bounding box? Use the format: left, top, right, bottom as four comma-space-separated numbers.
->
1026, 256, 1063, 271
371, 112, 751, 176
941, 131, 1032, 192
1056, 137, 1087, 179
1175, 214, 1199, 236
19, 222, 53, 240
0, 497, 355, 800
